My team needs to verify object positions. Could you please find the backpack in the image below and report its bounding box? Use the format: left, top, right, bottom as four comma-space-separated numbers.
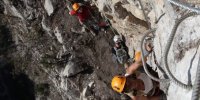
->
114, 46, 128, 64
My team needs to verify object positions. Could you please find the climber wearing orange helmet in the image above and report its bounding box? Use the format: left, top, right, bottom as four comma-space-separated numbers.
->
69, 3, 92, 24
110, 41, 166, 100
111, 74, 166, 100
69, 2, 109, 34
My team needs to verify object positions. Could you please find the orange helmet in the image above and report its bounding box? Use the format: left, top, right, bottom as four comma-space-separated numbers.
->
72, 3, 80, 11
111, 76, 126, 93
135, 51, 147, 63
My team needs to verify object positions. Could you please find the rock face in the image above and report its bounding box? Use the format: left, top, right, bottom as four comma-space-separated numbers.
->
93, 0, 152, 58
0, 0, 122, 99
147, 1, 200, 100
94, 0, 200, 100
62, 61, 83, 77
0, 0, 200, 100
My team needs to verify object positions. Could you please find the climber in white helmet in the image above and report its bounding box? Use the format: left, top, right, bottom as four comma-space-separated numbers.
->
112, 35, 130, 69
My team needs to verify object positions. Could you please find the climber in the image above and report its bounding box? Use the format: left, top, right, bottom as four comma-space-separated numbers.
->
111, 43, 164, 100
112, 35, 130, 69
69, 3, 109, 34
111, 74, 166, 100
66, 0, 88, 11
69, 3, 91, 24
111, 35, 155, 73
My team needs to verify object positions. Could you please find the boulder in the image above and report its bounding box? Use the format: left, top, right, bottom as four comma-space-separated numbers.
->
62, 61, 86, 77
80, 81, 95, 100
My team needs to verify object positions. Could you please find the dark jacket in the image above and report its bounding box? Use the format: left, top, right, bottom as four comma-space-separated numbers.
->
112, 41, 130, 64
112, 41, 129, 56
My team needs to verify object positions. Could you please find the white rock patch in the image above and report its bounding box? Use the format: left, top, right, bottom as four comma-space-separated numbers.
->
54, 27, 63, 44
54, 27, 67, 52
44, 0, 54, 16
42, 16, 52, 37
3, 0, 24, 20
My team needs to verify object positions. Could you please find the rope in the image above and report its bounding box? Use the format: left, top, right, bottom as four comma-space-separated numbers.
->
140, 29, 170, 82
163, 12, 198, 90
168, 0, 200, 14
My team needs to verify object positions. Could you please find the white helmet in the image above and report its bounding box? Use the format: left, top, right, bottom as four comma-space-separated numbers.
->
113, 35, 121, 43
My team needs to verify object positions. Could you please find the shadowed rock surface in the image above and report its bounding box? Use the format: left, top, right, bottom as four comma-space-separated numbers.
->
1, 0, 200, 100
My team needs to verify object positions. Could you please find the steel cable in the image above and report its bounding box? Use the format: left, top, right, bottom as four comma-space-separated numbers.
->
138, 0, 169, 82
163, 12, 198, 90
191, 57, 200, 100
168, 0, 200, 14
140, 29, 170, 82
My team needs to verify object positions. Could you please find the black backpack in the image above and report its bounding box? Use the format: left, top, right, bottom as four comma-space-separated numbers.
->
114, 45, 128, 64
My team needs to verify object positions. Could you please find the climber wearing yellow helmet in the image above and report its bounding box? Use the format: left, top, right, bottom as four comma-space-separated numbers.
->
111, 39, 167, 100
111, 74, 166, 100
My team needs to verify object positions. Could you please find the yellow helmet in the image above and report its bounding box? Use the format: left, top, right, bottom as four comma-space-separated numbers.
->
72, 3, 80, 11
111, 76, 126, 93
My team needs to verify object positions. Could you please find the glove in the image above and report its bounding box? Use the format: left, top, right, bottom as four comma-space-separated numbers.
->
69, 10, 76, 15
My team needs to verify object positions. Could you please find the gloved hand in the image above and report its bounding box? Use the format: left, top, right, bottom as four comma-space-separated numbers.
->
69, 10, 76, 15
